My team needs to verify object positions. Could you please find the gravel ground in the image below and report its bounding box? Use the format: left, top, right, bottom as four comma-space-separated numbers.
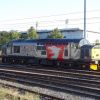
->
0, 79, 96, 100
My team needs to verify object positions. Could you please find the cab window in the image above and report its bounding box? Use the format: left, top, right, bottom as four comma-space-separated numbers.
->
41, 51, 46, 55
14, 46, 20, 53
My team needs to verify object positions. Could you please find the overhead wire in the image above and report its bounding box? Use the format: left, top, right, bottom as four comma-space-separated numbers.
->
0, 9, 100, 22
1, 17, 100, 26
0, 9, 100, 31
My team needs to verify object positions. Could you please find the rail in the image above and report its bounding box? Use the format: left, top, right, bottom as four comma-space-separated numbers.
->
0, 65, 100, 99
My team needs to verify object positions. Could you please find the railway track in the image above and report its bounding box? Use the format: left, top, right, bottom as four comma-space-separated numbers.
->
0, 64, 100, 99
1, 63, 100, 80
1, 63, 100, 74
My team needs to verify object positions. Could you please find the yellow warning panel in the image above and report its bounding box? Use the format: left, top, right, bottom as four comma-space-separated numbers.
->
90, 64, 98, 70
91, 45, 100, 60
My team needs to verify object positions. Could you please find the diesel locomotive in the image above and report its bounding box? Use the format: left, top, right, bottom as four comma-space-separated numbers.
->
1, 38, 100, 70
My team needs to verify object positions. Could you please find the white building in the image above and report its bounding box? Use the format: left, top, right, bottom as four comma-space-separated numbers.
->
21, 28, 100, 44
37, 28, 100, 43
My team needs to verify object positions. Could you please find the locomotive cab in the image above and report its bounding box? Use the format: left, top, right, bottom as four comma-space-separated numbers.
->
91, 45, 100, 69
91, 45, 100, 60
80, 45, 92, 60
80, 44, 100, 70
1, 44, 7, 56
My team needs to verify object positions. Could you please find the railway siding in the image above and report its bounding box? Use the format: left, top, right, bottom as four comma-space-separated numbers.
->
0, 65, 99, 99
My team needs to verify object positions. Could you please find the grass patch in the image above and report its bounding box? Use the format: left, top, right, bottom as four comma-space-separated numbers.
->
0, 86, 40, 100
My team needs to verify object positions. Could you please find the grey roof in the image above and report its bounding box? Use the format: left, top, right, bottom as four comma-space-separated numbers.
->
37, 28, 83, 34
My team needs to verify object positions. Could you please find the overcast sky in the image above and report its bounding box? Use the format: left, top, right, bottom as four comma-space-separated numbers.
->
0, 0, 100, 31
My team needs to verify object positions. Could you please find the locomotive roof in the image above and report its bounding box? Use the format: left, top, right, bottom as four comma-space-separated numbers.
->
81, 45, 93, 48
11, 38, 82, 43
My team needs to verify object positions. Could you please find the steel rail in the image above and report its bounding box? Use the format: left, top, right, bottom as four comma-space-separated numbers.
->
0, 68, 100, 99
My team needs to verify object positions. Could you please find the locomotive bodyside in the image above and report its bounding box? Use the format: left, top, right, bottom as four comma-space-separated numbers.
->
1, 40, 38, 64
33, 39, 81, 67
1, 39, 81, 67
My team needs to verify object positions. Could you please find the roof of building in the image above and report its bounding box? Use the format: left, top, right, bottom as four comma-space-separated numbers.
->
37, 28, 83, 34
21, 28, 83, 34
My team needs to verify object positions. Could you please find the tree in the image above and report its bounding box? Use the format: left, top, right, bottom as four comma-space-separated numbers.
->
9, 30, 20, 40
47, 28, 63, 39
0, 31, 20, 46
0, 31, 10, 45
27, 26, 38, 39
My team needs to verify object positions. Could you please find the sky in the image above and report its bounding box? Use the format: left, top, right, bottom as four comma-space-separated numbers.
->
0, 0, 100, 32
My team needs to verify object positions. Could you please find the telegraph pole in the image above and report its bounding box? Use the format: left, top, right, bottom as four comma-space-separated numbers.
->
36, 21, 38, 31
84, 0, 86, 39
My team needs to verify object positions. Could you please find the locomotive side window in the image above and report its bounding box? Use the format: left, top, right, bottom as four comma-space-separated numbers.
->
37, 46, 46, 50
37, 46, 41, 50
41, 51, 46, 55
71, 43, 79, 49
75, 43, 79, 49
64, 49, 68, 56
2, 47, 6, 55
41, 46, 46, 50
14, 46, 20, 53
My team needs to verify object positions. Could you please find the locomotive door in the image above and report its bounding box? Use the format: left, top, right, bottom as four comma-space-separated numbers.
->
64, 44, 70, 59
70, 43, 80, 59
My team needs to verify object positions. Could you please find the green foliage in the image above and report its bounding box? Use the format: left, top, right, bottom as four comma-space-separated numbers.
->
0, 31, 20, 46
27, 26, 38, 39
48, 28, 64, 39
9, 30, 20, 40
0, 31, 10, 45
